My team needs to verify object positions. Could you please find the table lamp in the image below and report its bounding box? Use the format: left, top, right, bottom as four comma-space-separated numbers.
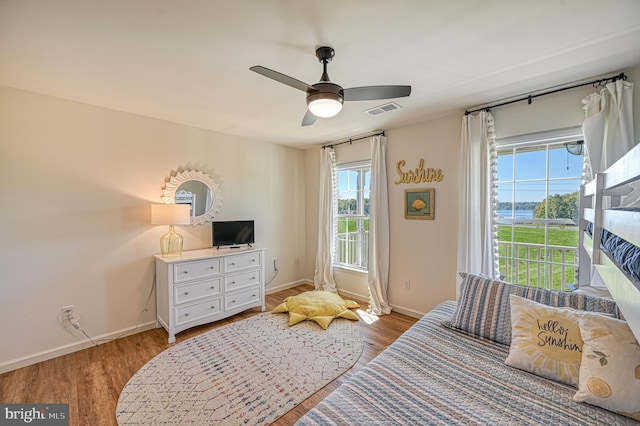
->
151, 204, 191, 256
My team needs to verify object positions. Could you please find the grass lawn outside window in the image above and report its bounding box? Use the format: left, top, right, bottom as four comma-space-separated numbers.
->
497, 224, 578, 290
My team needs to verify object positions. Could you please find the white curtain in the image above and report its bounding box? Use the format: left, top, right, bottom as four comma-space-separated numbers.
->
581, 79, 635, 287
313, 147, 338, 292
582, 79, 635, 181
457, 111, 499, 281
367, 135, 391, 315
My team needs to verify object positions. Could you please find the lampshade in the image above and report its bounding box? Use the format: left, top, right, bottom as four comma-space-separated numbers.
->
307, 96, 343, 118
151, 204, 191, 225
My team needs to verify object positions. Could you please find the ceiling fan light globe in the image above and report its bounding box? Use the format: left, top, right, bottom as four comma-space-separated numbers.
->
308, 98, 343, 118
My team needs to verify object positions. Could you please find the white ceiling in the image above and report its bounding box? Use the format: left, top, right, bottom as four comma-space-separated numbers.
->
1, 0, 640, 149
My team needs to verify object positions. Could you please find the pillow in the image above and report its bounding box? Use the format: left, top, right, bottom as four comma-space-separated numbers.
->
505, 295, 584, 386
447, 273, 622, 345
573, 314, 640, 421
272, 290, 359, 329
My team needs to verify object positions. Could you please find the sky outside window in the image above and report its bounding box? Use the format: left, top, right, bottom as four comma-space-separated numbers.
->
337, 169, 370, 204
497, 144, 583, 205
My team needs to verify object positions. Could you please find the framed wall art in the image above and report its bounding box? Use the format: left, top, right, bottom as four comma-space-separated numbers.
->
404, 188, 434, 220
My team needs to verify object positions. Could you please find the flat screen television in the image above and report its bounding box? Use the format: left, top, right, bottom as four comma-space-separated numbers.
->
211, 220, 255, 248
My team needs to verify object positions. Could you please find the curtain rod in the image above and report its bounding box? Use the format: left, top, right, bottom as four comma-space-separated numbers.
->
464, 72, 627, 115
321, 131, 385, 149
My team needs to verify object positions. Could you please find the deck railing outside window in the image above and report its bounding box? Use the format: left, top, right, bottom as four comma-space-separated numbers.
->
336, 230, 369, 269
497, 240, 578, 290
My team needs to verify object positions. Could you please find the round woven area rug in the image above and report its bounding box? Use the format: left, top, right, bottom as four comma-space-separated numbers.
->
116, 312, 363, 425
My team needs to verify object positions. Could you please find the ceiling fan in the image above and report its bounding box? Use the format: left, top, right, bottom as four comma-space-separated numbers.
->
250, 46, 411, 126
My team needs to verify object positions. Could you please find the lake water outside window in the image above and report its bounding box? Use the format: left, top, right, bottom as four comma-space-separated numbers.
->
496, 141, 583, 289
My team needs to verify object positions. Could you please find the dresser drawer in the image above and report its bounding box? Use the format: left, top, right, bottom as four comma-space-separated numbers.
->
174, 258, 221, 283
225, 286, 261, 311
174, 279, 221, 305
156, 248, 265, 344
175, 298, 222, 326
224, 252, 261, 273
224, 269, 261, 292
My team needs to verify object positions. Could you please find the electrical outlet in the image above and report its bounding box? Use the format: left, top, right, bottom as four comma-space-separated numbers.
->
273, 258, 279, 270
62, 305, 74, 320
405, 280, 411, 290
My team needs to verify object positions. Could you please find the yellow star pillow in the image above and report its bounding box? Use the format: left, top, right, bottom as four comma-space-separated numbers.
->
273, 291, 359, 329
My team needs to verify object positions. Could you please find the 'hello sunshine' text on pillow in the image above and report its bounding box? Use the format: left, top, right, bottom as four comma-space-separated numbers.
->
506, 295, 584, 386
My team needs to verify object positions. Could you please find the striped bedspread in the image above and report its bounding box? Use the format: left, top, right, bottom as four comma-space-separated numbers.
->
296, 301, 636, 426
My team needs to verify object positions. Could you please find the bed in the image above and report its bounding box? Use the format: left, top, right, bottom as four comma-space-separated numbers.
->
298, 144, 640, 425
297, 275, 637, 425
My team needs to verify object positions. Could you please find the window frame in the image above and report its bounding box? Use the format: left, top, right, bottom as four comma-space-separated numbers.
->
334, 160, 371, 271
495, 127, 584, 289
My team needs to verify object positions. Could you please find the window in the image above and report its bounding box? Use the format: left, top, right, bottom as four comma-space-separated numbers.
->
496, 130, 583, 290
335, 161, 370, 270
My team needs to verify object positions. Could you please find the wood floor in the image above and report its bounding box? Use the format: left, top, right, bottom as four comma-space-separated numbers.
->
0, 284, 417, 425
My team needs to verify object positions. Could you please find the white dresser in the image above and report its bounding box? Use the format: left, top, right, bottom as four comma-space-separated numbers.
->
155, 247, 266, 343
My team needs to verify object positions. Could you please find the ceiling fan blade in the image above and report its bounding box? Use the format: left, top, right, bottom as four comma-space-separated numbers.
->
301, 110, 318, 126
250, 66, 312, 92
344, 85, 411, 101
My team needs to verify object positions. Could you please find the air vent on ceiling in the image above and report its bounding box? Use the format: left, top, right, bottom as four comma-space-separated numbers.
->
364, 102, 402, 116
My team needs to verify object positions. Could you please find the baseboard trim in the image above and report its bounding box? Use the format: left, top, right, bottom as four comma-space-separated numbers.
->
335, 289, 426, 319
265, 279, 313, 295
0, 321, 157, 374
389, 304, 426, 319
335, 289, 368, 304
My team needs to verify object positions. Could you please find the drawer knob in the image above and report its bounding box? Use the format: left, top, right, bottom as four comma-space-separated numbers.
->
252, 294, 256, 297
210, 266, 215, 269
185, 313, 189, 317
210, 286, 215, 289
251, 259, 256, 262
183, 271, 188, 274
231, 300, 236, 303
231, 281, 236, 284
252, 276, 256, 280
230, 262, 235, 266
184, 292, 189, 295
211, 306, 215, 309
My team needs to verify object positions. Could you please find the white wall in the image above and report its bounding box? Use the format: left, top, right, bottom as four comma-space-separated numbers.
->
0, 86, 306, 372
303, 116, 462, 317
303, 65, 640, 318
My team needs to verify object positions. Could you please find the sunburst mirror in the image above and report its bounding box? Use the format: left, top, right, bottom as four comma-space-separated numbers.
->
161, 170, 222, 226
